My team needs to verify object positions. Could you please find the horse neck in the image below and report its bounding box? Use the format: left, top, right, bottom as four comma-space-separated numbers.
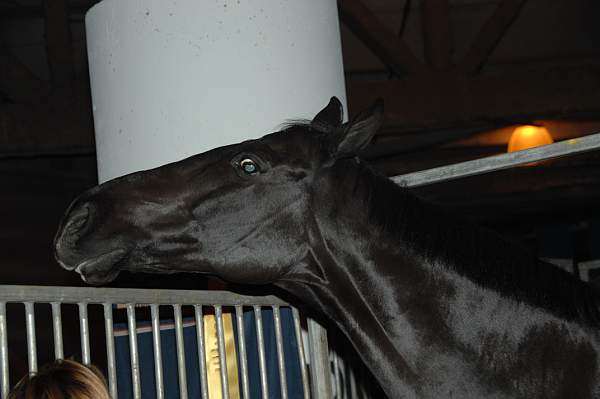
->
278, 162, 600, 397
280, 162, 458, 395
303, 162, 598, 326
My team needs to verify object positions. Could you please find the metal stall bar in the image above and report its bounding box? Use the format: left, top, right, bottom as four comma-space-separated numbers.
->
103, 303, 118, 399
0, 302, 8, 399
51, 302, 64, 360
308, 318, 332, 399
253, 306, 269, 399
338, 352, 348, 399
0, 286, 289, 307
344, 341, 359, 399
24, 302, 37, 374
235, 305, 251, 399
214, 305, 230, 399
358, 367, 368, 399
173, 304, 188, 399
78, 303, 91, 365
150, 304, 164, 399
194, 305, 209, 399
393, 132, 600, 187
273, 306, 288, 399
291, 307, 310, 399
338, 351, 349, 399
348, 355, 358, 399
126, 304, 141, 399
332, 352, 342, 399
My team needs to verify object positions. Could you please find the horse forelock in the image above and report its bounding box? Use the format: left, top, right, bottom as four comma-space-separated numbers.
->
358, 166, 600, 328
277, 119, 312, 132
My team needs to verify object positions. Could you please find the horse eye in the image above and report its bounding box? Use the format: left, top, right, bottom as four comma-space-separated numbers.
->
239, 158, 259, 175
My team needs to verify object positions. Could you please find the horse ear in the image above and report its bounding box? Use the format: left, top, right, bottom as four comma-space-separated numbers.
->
332, 99, 384, 158
311, 97, 344, 130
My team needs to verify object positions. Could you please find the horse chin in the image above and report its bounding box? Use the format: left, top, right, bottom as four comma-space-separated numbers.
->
79, 269, 121, 286
74, 248, 129, 286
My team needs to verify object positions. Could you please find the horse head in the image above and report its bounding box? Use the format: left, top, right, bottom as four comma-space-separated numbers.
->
54, 97, 383, 285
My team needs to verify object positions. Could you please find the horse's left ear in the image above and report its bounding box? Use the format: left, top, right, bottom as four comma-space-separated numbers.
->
332, 99, 384, 158
311, 97, 344, 130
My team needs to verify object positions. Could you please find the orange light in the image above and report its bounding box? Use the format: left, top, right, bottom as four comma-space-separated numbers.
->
507, 125, 554, 152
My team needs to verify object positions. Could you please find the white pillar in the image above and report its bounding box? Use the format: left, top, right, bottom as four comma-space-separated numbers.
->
85, 0, 347, 183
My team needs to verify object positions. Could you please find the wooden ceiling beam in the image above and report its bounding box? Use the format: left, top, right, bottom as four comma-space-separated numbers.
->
362, 123, 503, 159
347, 64, 600, 132
0, 84, 94, 159
43, 0, 74, 87
0, 1, 98, 18
421, 0, 452, 71
413, 160, 600, 223
459, 0, 528, 75
4, 62, 600, 158
338, 0, 425, 76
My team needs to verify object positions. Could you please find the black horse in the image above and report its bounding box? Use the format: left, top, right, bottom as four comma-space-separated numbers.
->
55, 98, 600, 398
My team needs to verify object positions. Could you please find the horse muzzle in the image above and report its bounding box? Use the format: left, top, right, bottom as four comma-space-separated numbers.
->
54, 200, 130, 284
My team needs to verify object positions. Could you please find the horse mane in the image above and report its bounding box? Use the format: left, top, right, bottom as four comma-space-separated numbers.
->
363, 165, 600, 327
277, 122, 600, 326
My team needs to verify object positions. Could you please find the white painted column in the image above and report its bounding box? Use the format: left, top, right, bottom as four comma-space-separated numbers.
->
85, 0, 347, 183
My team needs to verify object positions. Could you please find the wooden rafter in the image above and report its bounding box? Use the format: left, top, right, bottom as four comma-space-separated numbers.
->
43, 0, 74, 87
362, 123, 504, 160
459, 0, 528, 75
347, 64, 600, 132
0, 1, 97, 18
421, 0, 452, 70
338, 0, 424, 76
412, 159, 600, 224
4, 62, 600, 158
0, 82, 94, 158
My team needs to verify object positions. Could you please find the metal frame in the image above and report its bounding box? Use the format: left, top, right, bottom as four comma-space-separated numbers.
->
1, 133, 599, 399
0, 285, 339, 399
393, 132, 600, 187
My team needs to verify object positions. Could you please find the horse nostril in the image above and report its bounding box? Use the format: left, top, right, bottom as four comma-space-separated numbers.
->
54, 202, 95, 270
64, 203, 91, 238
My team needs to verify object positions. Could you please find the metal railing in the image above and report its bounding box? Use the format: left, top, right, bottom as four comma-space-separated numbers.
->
393, 132, 600, 187
0, 285, 366, 399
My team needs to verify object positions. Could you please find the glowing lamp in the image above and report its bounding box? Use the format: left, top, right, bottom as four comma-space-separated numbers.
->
507, 125, 554, 153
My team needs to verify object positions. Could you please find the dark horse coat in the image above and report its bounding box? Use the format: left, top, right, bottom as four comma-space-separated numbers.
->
55, 98, 600, 398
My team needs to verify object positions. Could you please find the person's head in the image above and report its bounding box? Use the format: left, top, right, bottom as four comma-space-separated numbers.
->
9, 359, 111, 399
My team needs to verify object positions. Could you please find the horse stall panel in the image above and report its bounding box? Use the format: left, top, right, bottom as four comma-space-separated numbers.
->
111, 305, 307, 398
0, 285, 380, 399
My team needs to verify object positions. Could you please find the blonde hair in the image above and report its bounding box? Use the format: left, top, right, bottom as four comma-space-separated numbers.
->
9, 359, 111, 399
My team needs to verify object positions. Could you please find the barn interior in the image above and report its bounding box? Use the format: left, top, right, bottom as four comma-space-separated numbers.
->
2, 0, 600, 395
